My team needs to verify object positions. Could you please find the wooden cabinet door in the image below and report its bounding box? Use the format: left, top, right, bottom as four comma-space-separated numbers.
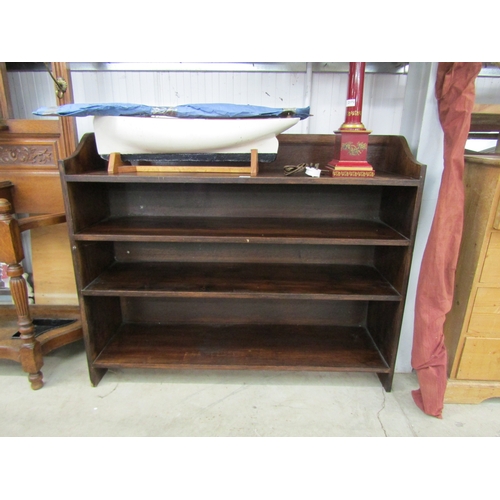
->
457, 337, 500, 381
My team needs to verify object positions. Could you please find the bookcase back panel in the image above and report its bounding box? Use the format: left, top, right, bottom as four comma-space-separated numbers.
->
121, 296, 368, 327
107, 183, 383, 220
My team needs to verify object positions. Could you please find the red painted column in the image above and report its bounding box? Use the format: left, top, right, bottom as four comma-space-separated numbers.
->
327, 62, 374, 176
340, 62, 367, 131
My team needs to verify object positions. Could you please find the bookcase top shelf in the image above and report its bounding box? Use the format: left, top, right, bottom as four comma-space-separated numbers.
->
61, 133, 425, 186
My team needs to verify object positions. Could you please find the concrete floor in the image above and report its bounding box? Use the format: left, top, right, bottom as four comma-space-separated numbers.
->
1, 339, 500, 437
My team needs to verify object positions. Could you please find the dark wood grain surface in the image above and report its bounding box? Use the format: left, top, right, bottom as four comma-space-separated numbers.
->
75, 216, 409, 245
94, 323, 390, 372
83, 261, 401, 300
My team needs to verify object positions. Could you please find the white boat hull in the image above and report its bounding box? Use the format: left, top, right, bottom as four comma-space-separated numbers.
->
93, 115, 301, 156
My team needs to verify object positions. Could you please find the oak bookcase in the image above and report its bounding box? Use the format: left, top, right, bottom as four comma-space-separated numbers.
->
59, 133, 425, 390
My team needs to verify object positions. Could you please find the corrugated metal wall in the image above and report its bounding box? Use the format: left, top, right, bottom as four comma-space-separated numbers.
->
8, 67, 408, 138
9, 64, 498, 143
8, 64, 500, 136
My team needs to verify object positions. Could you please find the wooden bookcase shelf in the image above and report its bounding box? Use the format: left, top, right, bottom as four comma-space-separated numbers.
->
60, 133, 425, 390
74, 216, 410, 245
92, 323, 391, 372
82, 261, 402, 300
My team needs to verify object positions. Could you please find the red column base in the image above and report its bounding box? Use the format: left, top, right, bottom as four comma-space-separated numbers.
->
327, 131, 375, 177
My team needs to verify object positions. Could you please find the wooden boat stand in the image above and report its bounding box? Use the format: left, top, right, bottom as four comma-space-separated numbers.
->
107, 149, 260, 177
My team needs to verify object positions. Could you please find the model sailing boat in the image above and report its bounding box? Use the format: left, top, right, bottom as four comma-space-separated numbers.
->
34, 102, 310, 163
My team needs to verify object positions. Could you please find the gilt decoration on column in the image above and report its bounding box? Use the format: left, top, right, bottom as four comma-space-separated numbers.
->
327, 62, 374, 177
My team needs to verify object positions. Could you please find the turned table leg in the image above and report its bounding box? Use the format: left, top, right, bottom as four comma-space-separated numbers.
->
0, 199, 44, 389
8, 263, 43, 389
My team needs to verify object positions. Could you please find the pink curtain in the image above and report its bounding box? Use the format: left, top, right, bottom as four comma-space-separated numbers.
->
411, 62, 482, 418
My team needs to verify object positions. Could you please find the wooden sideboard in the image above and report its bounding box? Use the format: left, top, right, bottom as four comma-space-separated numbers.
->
0, 119, 77, 305
444, 154, 500, 403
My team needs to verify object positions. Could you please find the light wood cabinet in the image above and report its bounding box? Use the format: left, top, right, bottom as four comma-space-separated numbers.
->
444, 154, 500, 403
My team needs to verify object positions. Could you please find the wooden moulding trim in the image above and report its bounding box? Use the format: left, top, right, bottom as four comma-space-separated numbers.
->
0, 119, 61, 135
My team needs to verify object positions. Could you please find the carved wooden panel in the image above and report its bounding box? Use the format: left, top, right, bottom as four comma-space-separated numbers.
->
0, 121, 63, 211
0, 143, 57, 168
